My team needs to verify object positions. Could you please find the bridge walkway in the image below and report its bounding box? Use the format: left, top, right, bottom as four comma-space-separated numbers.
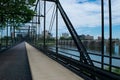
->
26, 42, 83, 80
0, 42, 32, 80
0, 42, 83, 80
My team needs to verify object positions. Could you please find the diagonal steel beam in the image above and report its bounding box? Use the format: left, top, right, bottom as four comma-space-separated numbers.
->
43, 0, 94, 66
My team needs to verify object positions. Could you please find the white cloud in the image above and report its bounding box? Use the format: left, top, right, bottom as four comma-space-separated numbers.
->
59, 0, 120, 27
38, 0, 120, 35
111, 0, 120, 25
59, 0, 101, 28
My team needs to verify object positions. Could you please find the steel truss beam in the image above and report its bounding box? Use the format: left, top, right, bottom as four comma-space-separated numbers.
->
44, 0, 94, 66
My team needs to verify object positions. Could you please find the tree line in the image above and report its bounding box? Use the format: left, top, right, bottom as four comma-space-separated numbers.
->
0, 0, 36, 29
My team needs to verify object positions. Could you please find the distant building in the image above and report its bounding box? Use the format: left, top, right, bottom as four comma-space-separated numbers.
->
79, 34, 85, 40
62, 33, 69, 38
85, 35, 94, 40
98, 36, 102, 40
42, 30, 52, 39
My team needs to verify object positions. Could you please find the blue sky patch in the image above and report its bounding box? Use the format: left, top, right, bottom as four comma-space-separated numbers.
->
78, 0, 98, 4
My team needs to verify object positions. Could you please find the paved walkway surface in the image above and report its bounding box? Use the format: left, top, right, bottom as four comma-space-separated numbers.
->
26, 42, 84, 80
0, 42, 84, 80
0, 42, 32, 80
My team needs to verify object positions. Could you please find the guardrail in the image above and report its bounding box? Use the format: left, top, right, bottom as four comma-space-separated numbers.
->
28, 42, 120, 80
0, 38, 23, 53
48, 46, 120, 71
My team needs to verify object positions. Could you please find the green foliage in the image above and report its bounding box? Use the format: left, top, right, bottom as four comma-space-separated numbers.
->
106, 67, 120, 75
0, 0, 35, 28
67, 36, 72, 40
113, 68, 120, 75
60, 37, 66, 40
3, 36, 11, 39
59, 36, 72, 40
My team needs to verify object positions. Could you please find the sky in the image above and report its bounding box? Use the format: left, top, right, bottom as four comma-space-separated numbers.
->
45, 0, 120, 39
1, 0, 120, 39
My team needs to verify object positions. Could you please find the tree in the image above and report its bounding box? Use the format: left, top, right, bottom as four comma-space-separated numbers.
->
60, 37, 66, 40
0, 0, 36, 28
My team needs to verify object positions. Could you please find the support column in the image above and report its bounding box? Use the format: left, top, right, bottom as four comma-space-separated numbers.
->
43, 0, 46, 48
56, 1, 58, 58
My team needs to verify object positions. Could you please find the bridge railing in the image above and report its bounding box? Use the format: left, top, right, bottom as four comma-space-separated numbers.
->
1, 0, 120, 79
29, 41, 120, 80
0, 34, 23, 53
48, 46, 120, 72
27, 0, 120, 80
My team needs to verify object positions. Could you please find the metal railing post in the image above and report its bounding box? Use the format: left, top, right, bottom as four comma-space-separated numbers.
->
56, 0, 58, 58
108, 0, 112, 72
43, 0, 46, 48
101, 0, 105, 69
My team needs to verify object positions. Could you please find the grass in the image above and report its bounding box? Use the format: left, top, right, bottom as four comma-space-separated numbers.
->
105, 66, 120, 75
112, 68, 120, 75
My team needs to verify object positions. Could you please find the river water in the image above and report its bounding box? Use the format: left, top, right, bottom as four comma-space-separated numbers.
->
49, 44, 120, 68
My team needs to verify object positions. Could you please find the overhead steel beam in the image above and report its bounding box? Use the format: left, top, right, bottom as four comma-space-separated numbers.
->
56, 1, 94, 66
42, 0, 56, 2
43, 0, 94, 66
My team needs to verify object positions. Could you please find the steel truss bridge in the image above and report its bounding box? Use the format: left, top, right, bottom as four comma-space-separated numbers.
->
0, 0, 120, 80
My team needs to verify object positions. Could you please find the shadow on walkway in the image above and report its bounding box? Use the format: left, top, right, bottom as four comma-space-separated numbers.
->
0, 42, 32, 80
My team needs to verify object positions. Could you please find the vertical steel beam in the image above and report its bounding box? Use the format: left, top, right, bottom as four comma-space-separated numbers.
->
108, 0, 112, 72
56, 1, 94, 66
6, 19, 9, 48
0, 25, 1, 50
29, 17, 34, 42
28, 26, 30, 40
13, 15, 15, 44
43, 0, 46, 48
35, 11, 37, 45
101, 0, 104, 69
56, 1, 58, 58
39, 0, 41, 36
10, 19, 12, 46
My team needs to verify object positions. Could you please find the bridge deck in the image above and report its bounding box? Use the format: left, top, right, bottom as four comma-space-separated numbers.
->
0, 42, 32, 80
26, 42, 83, 80
0, 42, 83, 80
